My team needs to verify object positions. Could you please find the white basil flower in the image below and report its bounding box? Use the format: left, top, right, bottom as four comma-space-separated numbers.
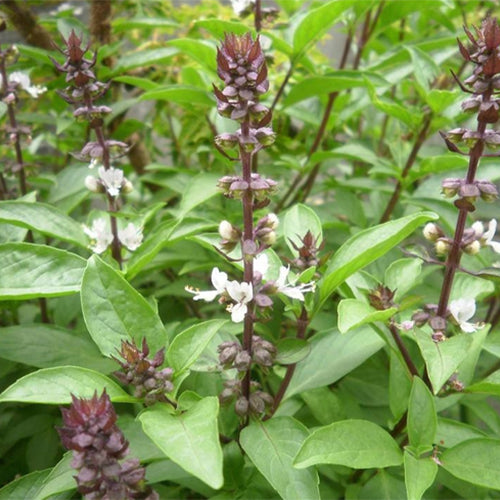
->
98, 166, 124, 197
5, 71, 47, 98
449, 298, 478, 333
226, 280, 253, 322
118, 223, 143, 251
83, 218, 113, 254
230, 0, 255, 16
275, 265, 315, 301
186, 267, 229, 302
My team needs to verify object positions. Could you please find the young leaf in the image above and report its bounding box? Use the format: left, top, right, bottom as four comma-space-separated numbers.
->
141, 85, 214, 107
466, 369, 500, 397
139, 397, 223, 489
166, 319, 227, 375
0, 366, 135, 404
240, 417, 320, 500
337, 299, 397, 334
286, 326, 384, 398
384, 258, 423, 301
407, 377, 437, 453
319, 212, 438, 308
0, 324, 115, 373
404, 451, 438, 500
441, 438, 500, 490
0, 201, 88, 248
292, 0, 353, 58
0, 243, 85, 300
413, 329, 473, 394
81, 255, 167, 357
283, 203, 322, 257
294, 419, 403, 469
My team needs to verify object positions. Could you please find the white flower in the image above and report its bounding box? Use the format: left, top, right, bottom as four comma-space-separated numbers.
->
83, 218, 113, 254
4, 71, 47, 98
98, 166, 124, 197
275, 265, 315, 300
230, 0, 255, 16
84, 175, 101, 193
253, 253, 269, 278
118, 223, 143, 251
472, 219, 500, 253
449, 298, 478, 333
219, 220, 236, 240
88, 158, 100, 169
226, 280, 253, 322
186, 267, 228, 302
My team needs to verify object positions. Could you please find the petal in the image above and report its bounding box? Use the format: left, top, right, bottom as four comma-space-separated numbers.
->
211, 268, 228, 291
226, 280, 243, 302
488, 240, 500, 253
253, 254, 269, 277
230, 303, 247, 323
281, 286, 305, 301
483, 219, 498, 243
192, 290, 220, 302
459, 321, 478, 333
471, 221, 484, 238
276, 266, 289, 288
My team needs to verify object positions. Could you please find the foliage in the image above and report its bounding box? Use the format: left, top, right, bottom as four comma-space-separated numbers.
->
0, 1, 500, 499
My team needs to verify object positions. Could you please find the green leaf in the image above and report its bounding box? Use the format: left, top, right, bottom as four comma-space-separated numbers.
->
275, 338, 311, 365
404, 452, 438, 500
413, 329, 473, 394
282, 73, 371, 107
0, 470, 51, 500
384, 258, 423, 301
283, 203, 322, 257
0, 366, 135, 404
441, 438, 500, 490
337, 299, 397, 334
113, 75, 160, 91
81, 255, 167, 357
35, 453, 75, 500
406, 46, 439, 91
0, 324, 114, 372
167, 39, 217, 72
141, 85, 214, 107
114, 47, 178, 73
294, 419, 403, 469
240, 417, 320, 500
194, 19, 251, 39
178, 173, 220, 219
139, 397, 223, 489
436, 418, 488, 449
113, 16, 178, 32
389, 350, 412, 421
292, 0, 353, 58
407, 377, 437, 452
167, 319, 227, 375
0, 243, 85, 300
286, 326, 384, 398
320, 212, 438, 308
466, 369, 500, 397
426, 89, 459, 114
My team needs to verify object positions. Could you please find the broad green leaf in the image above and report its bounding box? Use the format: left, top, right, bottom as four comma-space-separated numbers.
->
178, 173, 220, 218
275, 338, 311, 365
389, 350, 412, 421
81, 255, 167, 357
35, 453, 74, 500
0, 201, 87, 248
114, 47, 178, 73
113, 75, 160, 91
0, 243, 85, 300
408, 377, 437, 452
426, 89, 459, 114
359, 470, 406, 500
167, 319, 227, 375
113, 16, 178, 32
240, 417, 320, 500
283, 203, 322, 257
0, 470, 51, 500
413, 329, 473, 394
404, 452, 438, 500
450, 272, 495, 301
0, 324, 114, 373
320, 212, 438, 308
441, 438, 500, 490
0, 366, 135, 404
286, 326, 384, 398
294, 419, 403, 469
139, 397, 223, 489
466, 369, 500, 397
384, 258, 423, 301
292, 0, 353, 57
436, 418, 488, 449
370, 90, 422, 128
168, 39, 216, 72
282, 73, 371, 107
194, 19, 250, 38
141, 85, 214, 107
337, 299, 397, 334
406, 46, 439, 91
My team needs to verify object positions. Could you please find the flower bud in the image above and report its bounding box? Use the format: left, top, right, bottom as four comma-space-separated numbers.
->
219, 220, 240, 242
235, 396, 249, 416
255, 127, 276, 146
423, 223, 443, 242
84, 175, 102, 193
249, 393, 265, 414
441, 178, 462, 198
463, 240, 481, 255
122, 179, 134, 194
477, 180, 499, 202
234, 350, 252, 371
260, 230, 276, 246
435, 238, 452, 256
215, 133, 238, 150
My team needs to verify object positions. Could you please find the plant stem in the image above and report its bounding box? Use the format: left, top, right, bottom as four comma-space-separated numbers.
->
254, 0, 262, 32
264, 307, 308, 419
379, 112, 433, 223
270, 65, 293, 114
389, 323, 419, 377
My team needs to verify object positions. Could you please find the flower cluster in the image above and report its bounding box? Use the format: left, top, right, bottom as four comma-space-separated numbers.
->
58, 390, 158, 499
52, 31, 140, 263
112, 339, 174, 406
219, 378, 274, 417
218, 334, 276, 371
